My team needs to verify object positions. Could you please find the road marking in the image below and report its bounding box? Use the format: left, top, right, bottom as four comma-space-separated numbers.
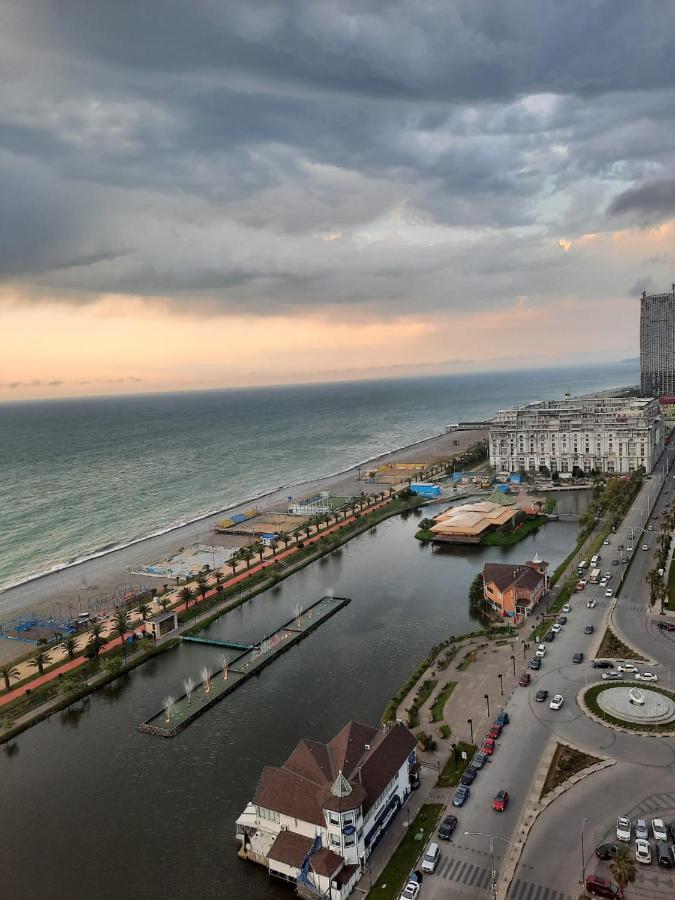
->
507, 878, 572, 900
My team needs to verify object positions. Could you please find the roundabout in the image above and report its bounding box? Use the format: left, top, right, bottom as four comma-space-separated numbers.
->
580, 681, 675, 732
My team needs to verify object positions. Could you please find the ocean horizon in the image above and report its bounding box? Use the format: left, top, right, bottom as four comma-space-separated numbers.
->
0, 360, 638, 594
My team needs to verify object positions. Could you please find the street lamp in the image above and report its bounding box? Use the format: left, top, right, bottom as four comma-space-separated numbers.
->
498, 673, 503, 696
580, 817, 587, 886
467, 717, 473, 743
464, 831, 513, 900
484, 693, 490, 717
510, 654, 516, 676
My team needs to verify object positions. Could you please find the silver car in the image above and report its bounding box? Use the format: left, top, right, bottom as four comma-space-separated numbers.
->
635, 819, 649, 841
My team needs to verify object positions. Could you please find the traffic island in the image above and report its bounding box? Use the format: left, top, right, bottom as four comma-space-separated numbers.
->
579, 682, 675, 735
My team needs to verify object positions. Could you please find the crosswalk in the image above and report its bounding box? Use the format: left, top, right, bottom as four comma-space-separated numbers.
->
507, 879, 572, 900
432, 855, 573, 899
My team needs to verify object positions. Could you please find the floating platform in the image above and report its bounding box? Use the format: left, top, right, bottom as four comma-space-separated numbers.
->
138, 595, 351, 738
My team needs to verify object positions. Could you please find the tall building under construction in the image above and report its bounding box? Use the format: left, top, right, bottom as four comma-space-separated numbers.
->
640, 284, 675, 395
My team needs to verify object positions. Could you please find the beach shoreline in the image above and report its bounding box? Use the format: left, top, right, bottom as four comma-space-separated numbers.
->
0, 427, 484, 628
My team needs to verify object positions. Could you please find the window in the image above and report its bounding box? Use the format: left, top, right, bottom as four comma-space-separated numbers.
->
328, 814, 340, 826
345, 836, 356, 847
330, 834, 341, 847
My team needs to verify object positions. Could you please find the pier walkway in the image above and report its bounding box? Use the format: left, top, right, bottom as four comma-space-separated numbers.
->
181, 635, 254, 650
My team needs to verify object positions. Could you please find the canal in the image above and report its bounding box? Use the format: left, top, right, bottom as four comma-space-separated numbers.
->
0, 509, 579, 900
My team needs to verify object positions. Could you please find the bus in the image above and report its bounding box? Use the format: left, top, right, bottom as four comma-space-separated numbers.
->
589, 568, 602, 584
577, 559, 587, 575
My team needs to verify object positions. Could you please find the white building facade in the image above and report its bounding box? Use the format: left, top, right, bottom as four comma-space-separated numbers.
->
489, 397, 664, 476
236, 721, 417, 899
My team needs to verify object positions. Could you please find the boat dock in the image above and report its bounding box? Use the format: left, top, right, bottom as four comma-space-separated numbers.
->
138, 594, 351, 738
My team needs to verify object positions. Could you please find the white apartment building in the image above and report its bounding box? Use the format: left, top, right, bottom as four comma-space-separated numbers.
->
236, 721, 417, 900
489, 397, 664, 475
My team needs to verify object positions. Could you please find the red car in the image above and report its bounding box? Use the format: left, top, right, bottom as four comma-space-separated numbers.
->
488, 723, 502, 739
518, 672, 531, 687
492, 790, 509, 812
481, 738, 495, 755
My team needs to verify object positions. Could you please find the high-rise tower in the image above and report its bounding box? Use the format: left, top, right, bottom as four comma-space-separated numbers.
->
640, 284, 675, 395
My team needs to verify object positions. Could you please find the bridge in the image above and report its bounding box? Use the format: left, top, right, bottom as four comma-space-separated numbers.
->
181, 635, 255, 650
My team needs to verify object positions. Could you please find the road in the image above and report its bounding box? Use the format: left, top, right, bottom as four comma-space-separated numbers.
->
418, 444, 675, 900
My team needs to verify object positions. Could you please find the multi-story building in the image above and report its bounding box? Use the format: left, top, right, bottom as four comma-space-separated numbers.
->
236, 720, 418, 899
640, 285, 675, 396
482, 553, 549, 619
489, 397, 664, 475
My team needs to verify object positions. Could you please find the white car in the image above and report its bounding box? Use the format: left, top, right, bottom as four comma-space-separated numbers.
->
636, 838, 652, 864
549, 694, 564, 710
636, 672, 658, 682
642, 545, 649, 551
536, 644, 547, 658
605, 589, 613, 597
562, 603, 571, 613
587, 599, 596, 608
604, 539, 610, 545
647, 525, 654, 531
617, 663, 638, 673
552, 623, 562, 633
652, 818, 668, 842
400, 881, 420, 900
616, 816, 632, 842
626, 547, 634, 553
602, 671, 623, 680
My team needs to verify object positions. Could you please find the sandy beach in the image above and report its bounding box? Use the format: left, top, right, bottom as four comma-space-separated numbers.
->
0, 428, 484, 629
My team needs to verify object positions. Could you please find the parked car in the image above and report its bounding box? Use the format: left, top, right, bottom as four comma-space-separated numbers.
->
612, 559, 619, 566
460, 766, 477, 786
481, 738, 496, 756
652, 818, 668, 842
587, 599, 597, 608
558, 615, 567, 625
452, 785, 470, 807
657, 621, 675, 631
438, 814, 457, 840
495, 710, 509, 726
602, 671, 623, 680
584, 625, 594, 634
551, 623, 562, 634
535, 689, 549, 703
636, 672, 658, 682
573, 652, 584, 663
492, 790, 509, 812
400, 880, 421, 900
592, 660, 612, 668
642, 545, 649, 551
421, 842, 440, 873
562, 603, 571, 613
488, 723, 502, 739
530, 657, 541, 670
617, 663, 638, 673
518, 672, 531, 686
585, 874, 623, 898
656, 841, 674, 867
549, 694, 564, 710
544, 631, 556, 642
635, 838, 652, 864
648, 525, 654, 531
605, 589, 613, 597
595, 843, 618, 860
536, 644, 547, 657
616, 816, 632, 842
635, 819, 649, 840
669, 821, 675, 843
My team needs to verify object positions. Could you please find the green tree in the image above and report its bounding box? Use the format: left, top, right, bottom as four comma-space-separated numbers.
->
180, 586, 194, 610
29, 647, 52, 675
227, 552, 240, 576
253, 542, 266, 563
240, 548, 254, 569
136, 600, 151, 621
196, 577, 209, 602
0, 664, 19, 691
158, 595, 170, 612
609, 845, 636, 889
62, 635, 78, 659
111, 610, 133, 661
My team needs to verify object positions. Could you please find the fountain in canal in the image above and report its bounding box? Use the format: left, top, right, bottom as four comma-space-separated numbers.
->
201, 667, 211, 694
183, 677, 194, 705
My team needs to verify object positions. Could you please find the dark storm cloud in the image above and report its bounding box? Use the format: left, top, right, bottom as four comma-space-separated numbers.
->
608, 179, 675, 223
2, 1, 675, 312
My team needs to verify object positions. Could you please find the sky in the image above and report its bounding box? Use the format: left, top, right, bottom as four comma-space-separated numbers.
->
2, 1, 675, 400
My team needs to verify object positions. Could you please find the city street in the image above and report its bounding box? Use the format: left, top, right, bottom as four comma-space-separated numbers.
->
417, 443, 675, 900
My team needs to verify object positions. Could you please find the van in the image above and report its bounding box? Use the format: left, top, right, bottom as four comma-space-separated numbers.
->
590, 554, 600, 566
421, 841, 440, 873
578, 560, 587, 572
585, 874, 623, 898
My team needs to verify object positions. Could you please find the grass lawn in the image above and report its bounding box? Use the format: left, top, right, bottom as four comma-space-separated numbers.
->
431, 682, 457, 722
584, 683, 675, 733
541, 743, 602, 799
371, 803, 444, 900
596, 626, 646, 661
436, 741, 477, 787
457, 649, 478, 671
481, 516, 547, 547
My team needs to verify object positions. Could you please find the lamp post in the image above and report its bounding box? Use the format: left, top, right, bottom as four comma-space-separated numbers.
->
498, 673, 503, 696
580, 817, 587, 886
510, 655, 516, 676
484, 694, 490, 717
464, 831, 513, 900
467, 718, 473, 743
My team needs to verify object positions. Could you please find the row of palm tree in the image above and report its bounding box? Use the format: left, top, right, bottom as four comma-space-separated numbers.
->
645, 496, 675, 612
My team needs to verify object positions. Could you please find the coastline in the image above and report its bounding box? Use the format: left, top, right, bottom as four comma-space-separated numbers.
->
0, 427, 484, 625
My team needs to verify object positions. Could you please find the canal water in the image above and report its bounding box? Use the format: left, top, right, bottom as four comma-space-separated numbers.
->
0, 510, 578, 900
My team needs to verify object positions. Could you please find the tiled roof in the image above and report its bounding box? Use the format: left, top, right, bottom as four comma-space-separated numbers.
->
483, 562, 546, 594
328, 721, 378, 777
268, 831, 313, 869
254, 766, 326, 827
311, 847, 344, 878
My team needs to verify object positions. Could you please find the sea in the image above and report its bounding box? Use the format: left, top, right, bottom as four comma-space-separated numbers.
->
0, 360, 638, 593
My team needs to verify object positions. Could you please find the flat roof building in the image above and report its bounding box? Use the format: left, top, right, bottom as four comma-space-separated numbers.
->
429, 498, 520, 543
490, 396, 664, 475
640, 285, 675, 396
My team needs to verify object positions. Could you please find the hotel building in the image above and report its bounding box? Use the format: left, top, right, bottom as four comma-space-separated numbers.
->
489, 397, 664, 475
236, 720, 418, 899
640, 285, 675, 396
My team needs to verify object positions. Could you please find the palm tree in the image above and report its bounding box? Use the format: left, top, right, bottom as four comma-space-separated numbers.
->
270, 540, 278, 556
62, 635, 78, 659
85, 622, 105, 660
254, 542, 266, 563
136, 600, 151, 621
609, 846, 636, 889
29, 647, 52, 675
111, 610, 133, 661
278, 531, 290, 548
646, 569, 661, 608
196, 578, 209, 602
158, 595, 170, 612
240, 548, 254, 569
227, 552, 240, 576
0, 664, 19, 691
180, 586, 194, 610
